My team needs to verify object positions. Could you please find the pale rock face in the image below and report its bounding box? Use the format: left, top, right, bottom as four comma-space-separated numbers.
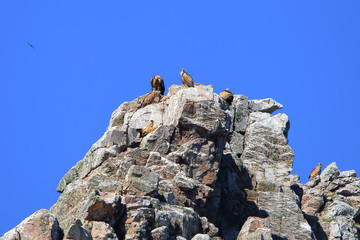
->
241, 112, 294, 188
151, 226, 169, 240
0, 209, 63, 240
5, 83, 360, 240
255, 190, 314, 240
91, 221, 118, 240
191, 233, 211, 240
320, 162, 340, 182
248, 98, 283, 113
237, 217, 272, 240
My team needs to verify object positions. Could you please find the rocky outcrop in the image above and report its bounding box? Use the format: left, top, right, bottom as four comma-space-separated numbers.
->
302, 162, 360, 239
2, 83, 360, 240
0, 209, 63, 240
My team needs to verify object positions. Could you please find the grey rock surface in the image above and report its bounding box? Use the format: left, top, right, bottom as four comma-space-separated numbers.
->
248, 98, 283, 113
0, 209, 63, 240
191, 234, 211, 240
241, 112, 294, 188
302, 162, 360, 239
237, 217, 272, 240
4, 83, 360, 240
66, 219, 92, 240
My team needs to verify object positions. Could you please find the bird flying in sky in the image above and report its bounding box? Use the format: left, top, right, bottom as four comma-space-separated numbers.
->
27, 42, 35, 49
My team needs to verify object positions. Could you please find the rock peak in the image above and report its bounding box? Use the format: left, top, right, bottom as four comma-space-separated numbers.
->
2, 84, 359, 240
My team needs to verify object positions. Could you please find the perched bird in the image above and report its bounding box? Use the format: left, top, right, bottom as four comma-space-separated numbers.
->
220, 89, 234, 105
141, 90, 162, 108
139, 120, 157, 137
151, 75, 165, 95
180, 68, 194, 87
27, 42, 35, 49
309, 163, 322, 180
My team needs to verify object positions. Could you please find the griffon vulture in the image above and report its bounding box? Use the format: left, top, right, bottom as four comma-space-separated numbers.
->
151, 75, 165, 95
309, 163, 321, 180
220, 89, 234, 105
180, 68, 194, 87
139, 120, 157, 137
141, 90, 162, 108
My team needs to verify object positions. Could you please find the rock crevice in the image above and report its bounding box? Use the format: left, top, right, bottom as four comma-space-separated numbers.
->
2, 84, 360, 240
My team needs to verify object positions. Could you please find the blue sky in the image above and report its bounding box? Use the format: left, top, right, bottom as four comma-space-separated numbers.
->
1, 1, 360, 236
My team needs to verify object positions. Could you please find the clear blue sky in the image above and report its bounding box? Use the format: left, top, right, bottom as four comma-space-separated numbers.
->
1, 1, 360, 236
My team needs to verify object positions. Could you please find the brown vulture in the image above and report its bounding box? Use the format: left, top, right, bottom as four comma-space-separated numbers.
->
180, 68, 194, 87
151, 75, 165, 95
309, 163, 321, 180
220, 89, 234, 105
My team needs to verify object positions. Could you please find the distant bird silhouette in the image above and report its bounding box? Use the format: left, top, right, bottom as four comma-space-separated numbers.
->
27, 42, 35, 49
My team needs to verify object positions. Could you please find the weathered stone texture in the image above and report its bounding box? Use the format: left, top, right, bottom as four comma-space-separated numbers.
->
1, 209, 63, 240
241, 112, 294, 188
302, 162, 360, 240
4, 84, 360, 240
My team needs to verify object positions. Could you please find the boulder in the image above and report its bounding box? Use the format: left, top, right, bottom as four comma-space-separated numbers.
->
248, 98, 283, 114
1, 209, 63, 240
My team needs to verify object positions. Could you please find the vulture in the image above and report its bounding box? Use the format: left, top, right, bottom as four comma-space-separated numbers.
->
309, 163, 321, 180
151, 75, 165, 95
140, 120, 157, 137
141, 90, 162, 108
27, 42, 35, 49
180, 68, 194, 87
220, 89, 234, 105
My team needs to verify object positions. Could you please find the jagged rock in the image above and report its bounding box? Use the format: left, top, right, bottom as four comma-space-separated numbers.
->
248, 98, 283, 114
66, 219, 92, 240
191, 234, 211, 240
237, 217, 272, 240
174, 173, 199, 191
0, 209, 63, 240
124, 195, 153, 211
163, 192, 177, 205
339, 170, 357, 178
322, 200, 354, 219
241, 112, 294, 188
50, 180, 125, 235
84, 192, 122, 222
301, 187, 324, 215
124, 207, 155, 240
302, 162, 360, 239
320, 162, 340, 183
229, 95, 249, 134
155, 205, 202, 239
256, 189, 314, 239
151, 226, 169, 240
200, 217, 219, 237
176, 236, 186, 240
123, 165, 159, 196
140, 125, 176, 154
5, 83, 360, 240
90, 221, 118, 240
57, 148, 118, 193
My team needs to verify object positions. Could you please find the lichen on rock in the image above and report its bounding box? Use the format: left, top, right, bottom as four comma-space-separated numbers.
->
3, 84, 360, 240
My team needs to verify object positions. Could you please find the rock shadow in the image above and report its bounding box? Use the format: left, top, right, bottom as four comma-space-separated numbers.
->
303, 214, 328, 240
206, 153, 268, 240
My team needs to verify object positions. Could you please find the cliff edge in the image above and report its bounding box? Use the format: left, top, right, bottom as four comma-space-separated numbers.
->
2, 84, 360, 240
